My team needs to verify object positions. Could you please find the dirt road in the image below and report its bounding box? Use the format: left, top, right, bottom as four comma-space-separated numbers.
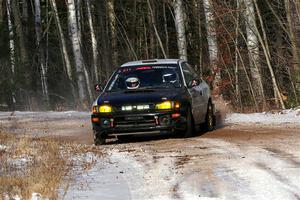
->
1, 111, 300, 199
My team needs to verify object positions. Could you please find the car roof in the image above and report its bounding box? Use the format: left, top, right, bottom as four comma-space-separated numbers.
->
120, 59, 182, 67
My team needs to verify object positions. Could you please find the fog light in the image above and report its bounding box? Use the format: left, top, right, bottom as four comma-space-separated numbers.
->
172, 113, 181, 118
92, 117, 99, 123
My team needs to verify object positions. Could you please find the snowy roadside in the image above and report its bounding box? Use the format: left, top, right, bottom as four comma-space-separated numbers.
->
225, 108, 300, 126
1, 109, 300, 199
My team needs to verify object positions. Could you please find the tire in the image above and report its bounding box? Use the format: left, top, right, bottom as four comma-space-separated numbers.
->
183, 108, 194, 138
205, 101, 215, 132
93, 130, 106, 145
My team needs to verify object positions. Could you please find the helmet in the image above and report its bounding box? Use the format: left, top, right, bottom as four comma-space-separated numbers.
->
125, 77, 140, 89
163, 73, 177, 83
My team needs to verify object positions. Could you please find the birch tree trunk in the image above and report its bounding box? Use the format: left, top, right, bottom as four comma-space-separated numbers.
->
253, 0, 285, 109
242, 0, 266, 109
76, 0, 82, 42
163, 2, 169, 57
234, 0, 242, 109
0, 0, 3, 25
6, 0, 16, 105
172, 0, 187, 61
203, 0, 221, 95
10, 0, 27, 64
86, 0, 99, 83
147, 0, 167, 58
107, 0, 118, 68
67, 0, 88, 106
22, 0, 29, 46
285, 0, 300, 94
50, 0, 74, 89
34, 0, 50, 107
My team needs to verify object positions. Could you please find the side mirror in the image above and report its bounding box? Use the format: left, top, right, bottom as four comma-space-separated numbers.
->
188, 79, 200, 88
94, 84, 103, 92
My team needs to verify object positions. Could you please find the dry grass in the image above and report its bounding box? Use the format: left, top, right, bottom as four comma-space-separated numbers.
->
0, 133, 102, 200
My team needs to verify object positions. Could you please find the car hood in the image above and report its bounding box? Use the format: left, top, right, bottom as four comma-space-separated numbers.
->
96, 88, 183, 105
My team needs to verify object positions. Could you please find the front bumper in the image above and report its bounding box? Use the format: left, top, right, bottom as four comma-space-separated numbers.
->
91, 110, 187, 135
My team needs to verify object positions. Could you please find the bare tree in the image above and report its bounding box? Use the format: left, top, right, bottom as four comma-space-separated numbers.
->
6, 0, 16, 105
242, 0, 266, 109
203, 0, 221, 95
86, 0, 99, 83
285, 0, 300, 94
172, 0, 187, 61
107, 0, 118, 68
0, 0, 3, 25
10, 0, 27, 64
34, 0, 49, 106
67, 0, 89, 107
147, 0, 167, 58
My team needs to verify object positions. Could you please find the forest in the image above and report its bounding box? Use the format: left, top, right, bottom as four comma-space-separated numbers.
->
0, 0, 299, 111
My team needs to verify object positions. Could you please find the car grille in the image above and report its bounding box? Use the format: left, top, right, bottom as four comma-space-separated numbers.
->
114, 115, 156, 128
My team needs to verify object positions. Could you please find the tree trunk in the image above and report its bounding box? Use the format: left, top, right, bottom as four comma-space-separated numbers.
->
203, 0, 221, 95
107, 0, 118, 68
285, 0, 300, 95
34, 0, 50, 107
172, 0, 187, 61
148, 3, 155, 58
163, 2, 169, 57
6, 0, 16, 106
234, 0, 242, 110
147, 0, 167, 58
67, 0, 88, 107
0, 0, 3, 25
22, 0, 29, 47
253, 0, 285, 109
242, 0, 266, 109
86, 0, 99, 83
76, 0, 82, 42
50, 0, 75, 97
193, 0, 203, 76
10, 0, 27, 64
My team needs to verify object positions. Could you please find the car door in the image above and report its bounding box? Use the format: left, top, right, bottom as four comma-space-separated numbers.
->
181, 62, 204, 124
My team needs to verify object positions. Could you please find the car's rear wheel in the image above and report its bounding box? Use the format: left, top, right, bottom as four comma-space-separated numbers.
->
183, 108, 194, 138
205, 101, 215, 131
94, 130, 106, 145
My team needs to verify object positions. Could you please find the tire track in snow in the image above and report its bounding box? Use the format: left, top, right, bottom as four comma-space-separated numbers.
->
196, 138, 300, 200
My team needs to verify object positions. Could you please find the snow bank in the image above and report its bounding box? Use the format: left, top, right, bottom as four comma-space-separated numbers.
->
0, 111, 90, 121
226, 108, 300, 125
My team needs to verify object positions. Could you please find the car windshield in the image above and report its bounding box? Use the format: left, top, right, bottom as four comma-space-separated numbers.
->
106, 65, 182, 92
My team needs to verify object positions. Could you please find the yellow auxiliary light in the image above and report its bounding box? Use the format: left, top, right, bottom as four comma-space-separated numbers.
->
99, 105, 112, 113
156, 101, 172, 110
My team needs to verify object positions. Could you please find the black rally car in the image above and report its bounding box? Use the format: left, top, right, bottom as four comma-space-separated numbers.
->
91, 59, 215, 145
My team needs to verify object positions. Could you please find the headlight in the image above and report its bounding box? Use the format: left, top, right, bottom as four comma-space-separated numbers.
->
156, 101, 180, 110
92, 105, 112, 113
99, 105, 112, 113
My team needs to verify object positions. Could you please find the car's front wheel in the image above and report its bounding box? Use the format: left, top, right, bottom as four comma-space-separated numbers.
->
93, 130, 106, 145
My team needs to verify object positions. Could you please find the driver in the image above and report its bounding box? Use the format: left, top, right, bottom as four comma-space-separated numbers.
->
162, 72, 177, 84
125, 77, 140, 89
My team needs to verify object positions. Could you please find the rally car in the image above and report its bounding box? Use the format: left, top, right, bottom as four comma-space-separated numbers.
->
91, 59, 215, 145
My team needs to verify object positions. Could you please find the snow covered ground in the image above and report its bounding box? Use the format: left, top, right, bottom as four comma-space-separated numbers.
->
0, 109, 300, 200
226, 108, 300, 125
